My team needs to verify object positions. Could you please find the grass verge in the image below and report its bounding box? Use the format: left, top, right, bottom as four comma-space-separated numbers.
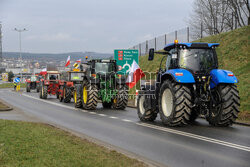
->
0, 83, 26, 89
0, 119, 145, 167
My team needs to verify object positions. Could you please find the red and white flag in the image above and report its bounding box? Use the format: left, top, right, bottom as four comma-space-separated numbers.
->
126, 60, 145, 89
65, 56, 70, 67
40, 68, 47, 75
76, 59, 81, 63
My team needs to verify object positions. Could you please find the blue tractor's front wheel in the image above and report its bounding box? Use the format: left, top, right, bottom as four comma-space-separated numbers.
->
158, 80, 193, 126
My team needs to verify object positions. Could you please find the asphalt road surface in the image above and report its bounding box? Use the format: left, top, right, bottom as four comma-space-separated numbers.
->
0, 89, 249, 167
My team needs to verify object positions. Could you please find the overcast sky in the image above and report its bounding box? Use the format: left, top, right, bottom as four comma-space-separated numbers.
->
0, 0, 194, 53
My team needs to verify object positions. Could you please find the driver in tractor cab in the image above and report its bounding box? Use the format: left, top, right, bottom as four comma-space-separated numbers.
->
50, 75, 57, 80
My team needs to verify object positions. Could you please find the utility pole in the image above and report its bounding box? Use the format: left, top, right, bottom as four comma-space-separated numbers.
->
14, 28, 27, 83
0, 23, 2, 64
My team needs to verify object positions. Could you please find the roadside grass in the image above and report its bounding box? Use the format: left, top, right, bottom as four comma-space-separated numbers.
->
0, 119, 145, 167
136, 25, 250, 120
0, 83, 26, 89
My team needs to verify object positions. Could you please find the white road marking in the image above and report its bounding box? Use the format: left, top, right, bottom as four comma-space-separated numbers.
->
122, 119, 133, 122
98, 114, 107, 117
21, 93, 250, 152
89, 112, 97, 115
109, 116, 118, 119
137, 122, 250, 152
22, 94, 74, 110
80, 110, 88, 113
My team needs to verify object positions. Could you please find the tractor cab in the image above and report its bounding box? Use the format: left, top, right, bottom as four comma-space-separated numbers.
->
89, 59, 117, 76
164, 42, 219, 74
87, 59, 119, 81
149, 41, 219, 75
46, 71, 60, 81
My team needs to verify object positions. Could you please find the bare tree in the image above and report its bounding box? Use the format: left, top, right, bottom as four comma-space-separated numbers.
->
228, 0, 249, 26
189, 0, 249, 39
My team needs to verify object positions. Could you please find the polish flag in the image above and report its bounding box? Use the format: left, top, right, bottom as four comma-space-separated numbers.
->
40, 68, 47, 75
126, 60, 145, 89
65, 56, 70, 67
76, 59, 81, 63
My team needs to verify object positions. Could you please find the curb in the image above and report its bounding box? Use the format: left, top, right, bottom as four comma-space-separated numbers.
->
0, 99, 14, 111
0, 107, 13, 111
235, 121, 250, 127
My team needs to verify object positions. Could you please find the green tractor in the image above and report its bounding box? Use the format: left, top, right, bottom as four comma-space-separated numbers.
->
74, 59, 128, 110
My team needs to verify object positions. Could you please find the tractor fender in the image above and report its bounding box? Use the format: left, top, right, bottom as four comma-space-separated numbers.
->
66, 82, 74, 87
59, 81, 65, 86
210, 69, 238, 89
161, 69, 195, 83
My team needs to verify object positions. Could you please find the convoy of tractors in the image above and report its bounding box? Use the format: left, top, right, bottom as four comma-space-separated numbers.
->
25, 41, 240, 127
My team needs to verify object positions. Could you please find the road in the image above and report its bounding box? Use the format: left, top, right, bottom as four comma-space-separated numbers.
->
0, 89, 249, 167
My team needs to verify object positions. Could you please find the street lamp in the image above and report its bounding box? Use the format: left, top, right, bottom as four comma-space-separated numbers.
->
14, 28, 27, 83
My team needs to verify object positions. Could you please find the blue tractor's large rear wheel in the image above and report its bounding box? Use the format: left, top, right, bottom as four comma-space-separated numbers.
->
206, 84, 240, 126
159, 80, 192, 126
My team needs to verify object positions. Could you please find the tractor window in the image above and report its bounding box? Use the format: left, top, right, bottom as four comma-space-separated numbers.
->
179, 49, 217, 73
95, 63, 114, 74
167, 48, 178, 70
166, 55, 171, 71
30, 76, 37, 82
70, 72, 84, 81
48, 74, 60, 80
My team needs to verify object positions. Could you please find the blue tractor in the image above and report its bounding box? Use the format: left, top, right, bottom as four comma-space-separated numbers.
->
137, 41, 240, 127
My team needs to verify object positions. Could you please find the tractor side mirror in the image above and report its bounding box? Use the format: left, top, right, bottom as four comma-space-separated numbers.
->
148, 48, 155, 61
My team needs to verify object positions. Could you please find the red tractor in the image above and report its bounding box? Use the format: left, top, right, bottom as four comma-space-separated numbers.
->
40, 71, 63, 99
58, 70, 85, 104
58, 71, 74, 103
25, 75, 40, 92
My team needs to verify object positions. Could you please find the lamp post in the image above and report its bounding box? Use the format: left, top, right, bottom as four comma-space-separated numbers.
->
14, 28, 27, 83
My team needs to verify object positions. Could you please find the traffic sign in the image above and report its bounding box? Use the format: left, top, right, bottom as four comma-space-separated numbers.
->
114, 49, 139, 75
14, 78, 20, 83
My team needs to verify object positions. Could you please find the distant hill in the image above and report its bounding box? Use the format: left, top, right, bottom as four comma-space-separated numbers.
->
2, 52, 113, 61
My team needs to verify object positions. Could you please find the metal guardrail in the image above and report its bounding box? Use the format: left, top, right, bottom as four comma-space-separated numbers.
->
130, 27, 193, 56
